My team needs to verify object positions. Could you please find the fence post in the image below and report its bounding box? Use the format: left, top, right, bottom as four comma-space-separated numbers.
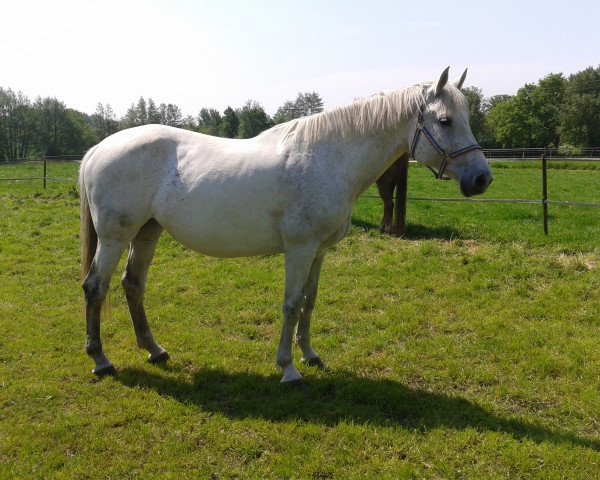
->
43, 157, 47, 189
542, 154, 548, 235
394, 153, 410, 236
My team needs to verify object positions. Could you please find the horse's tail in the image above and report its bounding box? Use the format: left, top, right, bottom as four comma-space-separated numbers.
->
80, 146, 97, 282
80, 146, 112, 320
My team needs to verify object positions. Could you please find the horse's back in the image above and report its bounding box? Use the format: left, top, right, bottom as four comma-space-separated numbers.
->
82, 125, 289, 256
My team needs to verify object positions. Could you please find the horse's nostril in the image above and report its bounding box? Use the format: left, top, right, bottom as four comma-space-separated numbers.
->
475, 173, 487, 188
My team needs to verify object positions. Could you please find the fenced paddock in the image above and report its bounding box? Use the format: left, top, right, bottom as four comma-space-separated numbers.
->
1, 157, 600, 477
0, 156, 81, 189
2, 154, 599, 239
361, 155, 600, 237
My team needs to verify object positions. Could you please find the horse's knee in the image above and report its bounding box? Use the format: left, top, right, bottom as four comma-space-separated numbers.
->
121, 273, 143, 301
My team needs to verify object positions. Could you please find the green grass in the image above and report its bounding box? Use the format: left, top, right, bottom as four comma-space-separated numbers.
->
1, 161, 600, 478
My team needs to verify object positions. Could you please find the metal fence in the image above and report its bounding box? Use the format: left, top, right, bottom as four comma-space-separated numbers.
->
2, 153, 600, 236
483, 147, 600, 158
0, 156, 82, 188
361, 155, 600, 236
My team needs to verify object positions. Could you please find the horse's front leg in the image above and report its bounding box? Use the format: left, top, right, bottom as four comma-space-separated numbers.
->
376, 179, 394, 234
277, 244, 319, 384
297, 252, 326, 369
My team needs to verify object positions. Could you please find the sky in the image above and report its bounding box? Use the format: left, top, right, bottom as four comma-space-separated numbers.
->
1, 0, 598, 118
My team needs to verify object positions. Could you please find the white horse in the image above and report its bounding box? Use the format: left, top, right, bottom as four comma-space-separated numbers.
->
80, 67, 492, 384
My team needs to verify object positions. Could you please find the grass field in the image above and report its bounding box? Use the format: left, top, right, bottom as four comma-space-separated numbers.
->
1, 160, 600, 478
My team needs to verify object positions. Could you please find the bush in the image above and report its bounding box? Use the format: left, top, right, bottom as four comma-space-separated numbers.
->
558, 144, 583, 157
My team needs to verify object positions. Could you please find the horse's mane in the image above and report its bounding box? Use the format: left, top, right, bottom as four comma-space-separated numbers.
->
278, 82, 467, 146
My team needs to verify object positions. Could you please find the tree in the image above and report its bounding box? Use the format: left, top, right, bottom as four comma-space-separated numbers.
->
559, 66, 600, 147
560, 94, 600, 147
237, 100, 272, 138
461, 86, 486, 144
485, 97, 521, 148
135, 97, 148, 125
483, 74, 566, 149
123, 96, 149, 128
198, 108, 222, 136
297, 92, 324, 116
31, 97, 97, 156
159, 103, 183, 127
483, 94, 513, 113
273, 92, 324, 124
34, 96, 69, 156
147, 98, 161, 124
181, 115, 197, 131
531, 73, 565, 147
0, 87, 36, 160
62, 109, 98, 154
91, 102, 119, 140
219, 106, 239, 138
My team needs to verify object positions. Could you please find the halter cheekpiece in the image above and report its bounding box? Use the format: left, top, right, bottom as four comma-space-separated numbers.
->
410, 106, 483, 180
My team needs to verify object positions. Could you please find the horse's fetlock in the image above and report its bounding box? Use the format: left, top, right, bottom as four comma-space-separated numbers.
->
136, 332, 155, 349
85, 339, 102, 357
276, 352, 292, 370
82, 278, 100, 304
296, 334, 309, 350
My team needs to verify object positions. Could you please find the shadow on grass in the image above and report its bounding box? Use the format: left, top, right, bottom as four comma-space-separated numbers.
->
351, 216, 380, 232
352, 216, 463, 242
402, 224, 462, 241
117, 366, 599, 451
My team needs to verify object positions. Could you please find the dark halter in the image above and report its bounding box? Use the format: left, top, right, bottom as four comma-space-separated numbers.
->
410, 107, 483, 180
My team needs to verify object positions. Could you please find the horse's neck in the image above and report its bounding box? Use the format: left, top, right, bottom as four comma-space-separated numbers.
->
336, 123, 412, 200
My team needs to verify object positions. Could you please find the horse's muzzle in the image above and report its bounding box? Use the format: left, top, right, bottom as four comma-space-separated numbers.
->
460, 170, 493, 197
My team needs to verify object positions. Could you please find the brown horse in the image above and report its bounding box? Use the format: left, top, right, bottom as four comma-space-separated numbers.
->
376, 152, 410, 235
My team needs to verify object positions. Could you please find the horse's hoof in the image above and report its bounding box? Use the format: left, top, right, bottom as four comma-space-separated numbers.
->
302, 356, 326, 370
280, 364, 303, 384
93, 364, 116, 377
148, 350, 169, 364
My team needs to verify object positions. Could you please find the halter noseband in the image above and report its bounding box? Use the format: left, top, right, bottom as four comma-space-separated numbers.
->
410, 107, 483, 180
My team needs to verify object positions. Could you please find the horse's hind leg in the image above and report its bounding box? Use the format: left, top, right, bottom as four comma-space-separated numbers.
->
120, 219, 168, 364
83, 240, 127, 376
297, 252, 325, 369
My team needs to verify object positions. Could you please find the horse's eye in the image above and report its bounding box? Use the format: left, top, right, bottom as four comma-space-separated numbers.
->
439, 117, 452, 127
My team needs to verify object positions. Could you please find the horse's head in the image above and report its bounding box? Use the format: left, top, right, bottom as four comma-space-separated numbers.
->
409, 67, 493, 197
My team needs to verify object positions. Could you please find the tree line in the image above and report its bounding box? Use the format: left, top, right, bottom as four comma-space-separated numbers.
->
463, 65, 600, 151
0, 90, 323, 161
1, 65, 599, 161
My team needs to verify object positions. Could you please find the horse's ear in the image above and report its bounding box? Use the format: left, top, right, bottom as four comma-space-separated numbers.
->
454, 68, 468, 90
435, 66, 450, 96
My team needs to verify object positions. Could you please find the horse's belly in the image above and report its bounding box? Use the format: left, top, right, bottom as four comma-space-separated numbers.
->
157, 209, 284, 258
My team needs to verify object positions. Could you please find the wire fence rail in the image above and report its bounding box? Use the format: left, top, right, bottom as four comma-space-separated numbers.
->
357, 155, 600, 235
483, 147, 600, 158
2, 153, 600, 235
0, 156, 82, 187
